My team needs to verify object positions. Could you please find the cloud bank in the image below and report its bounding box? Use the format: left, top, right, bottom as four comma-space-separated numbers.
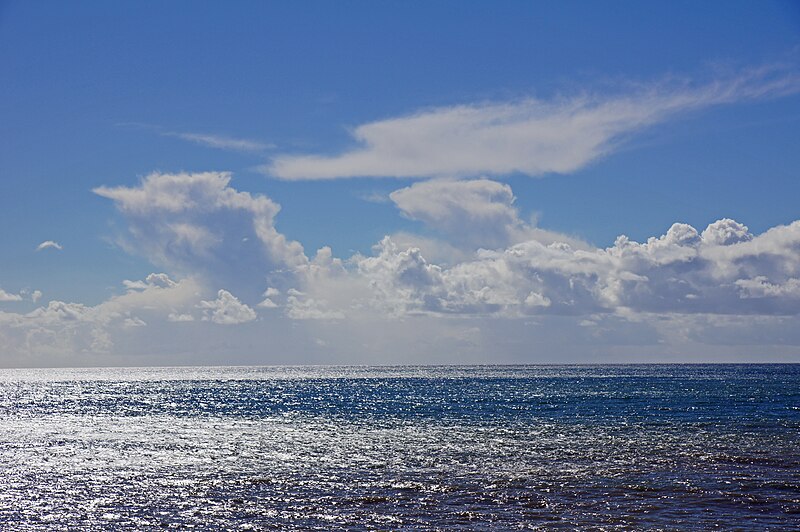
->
6, 60, 800, 369
330, 216, 800, 319
267, 66, 800, 180
3, 172, 798, 363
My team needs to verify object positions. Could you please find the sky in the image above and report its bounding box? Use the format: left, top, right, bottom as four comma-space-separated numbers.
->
1, 1, 800, 367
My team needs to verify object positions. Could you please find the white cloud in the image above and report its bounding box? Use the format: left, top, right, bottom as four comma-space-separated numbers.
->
31, 290, 42, 303
165, 176, 783, 326
163, 131, 273, 153
123, 317, 147, 328
0, 273, 203, 356
257, 298, 278, 308
266, 66, 800, 180
36, 240, 63, 251
357, 191, 391, 204
354, 237, 447, 316
167, 312, 195, 322
27, 300, 91, 322
701, 218, 754, 246
295, 205, 800, 320
5, 169, 800, 364
256, 287, 281, 308
389, 178, 589, 251
286, 294, 346, 320
122, 279, 148, 290
0, 289, 23, 302
263, 287, 280, 298
198, 289, 257, 325
391, 179, 520, 250
736, 277, 800, 299
123, 273, 177, 291
384, 231, 472, 266
94, 171, 308, 297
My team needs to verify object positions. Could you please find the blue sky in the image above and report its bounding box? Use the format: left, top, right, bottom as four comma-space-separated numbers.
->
1, 1, 800, 366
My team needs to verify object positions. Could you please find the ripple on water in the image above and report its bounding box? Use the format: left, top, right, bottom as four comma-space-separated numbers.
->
0, 364, 798, 529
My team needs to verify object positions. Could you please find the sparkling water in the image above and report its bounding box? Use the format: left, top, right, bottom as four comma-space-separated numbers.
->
1, 365, 798, 529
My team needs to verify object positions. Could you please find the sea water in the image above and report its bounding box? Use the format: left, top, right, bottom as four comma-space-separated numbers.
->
0, 365, 798, 529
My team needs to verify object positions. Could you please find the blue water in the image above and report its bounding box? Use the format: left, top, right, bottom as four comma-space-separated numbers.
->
0, 365, 798, 529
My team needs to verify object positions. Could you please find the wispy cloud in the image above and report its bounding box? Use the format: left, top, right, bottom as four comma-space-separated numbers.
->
162, 131, 274, 153
117, 123, 273, 153
36, 240, 63, 251
356, 190, 391, 204
266, 65, 800, 180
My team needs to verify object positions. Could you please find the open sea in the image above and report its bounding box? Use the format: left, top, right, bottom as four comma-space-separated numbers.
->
0, 364, 798, 530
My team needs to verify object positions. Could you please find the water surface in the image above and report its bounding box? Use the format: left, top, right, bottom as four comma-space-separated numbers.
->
1, 365, 798, 529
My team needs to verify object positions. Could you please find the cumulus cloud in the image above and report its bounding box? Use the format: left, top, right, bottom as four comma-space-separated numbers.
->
4, 172, 800, 363
296, 212, 800, 320
390, 178, 588, 251
257, 287, 281, 308
94, 172, 308, 298
0, 273, 202, 356
198, 289, 257, 325
267, 66, 800, 180
36, 240, 63, 251
391, 179, 520, 249
0, 289, 23, 302
736, 277, 800, 299
383, 231, 472, 266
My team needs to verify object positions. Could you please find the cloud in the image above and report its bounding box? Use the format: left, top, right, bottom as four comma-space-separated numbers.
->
356, 191, 391, 204
286, 294, 346, 320
266, 66, 800, 180
0, 289, 23, 302
36, 240, 63, 251
0, 273, 203, 355
162, 131, 273, 153
389, 178, 588, 251
94, 171, 308, 298
736, 277, 800, 299
198, 289, 257, 325
5, 173, 800, 363
167, 312, 195, 322
85, 172, 800, 324
123, 317, 147, 328
0, 274, 200, 364
391, 179, 520, 249
383, 231, 472, 266
257, 287, 280, 308
290, 174, 800, 321
361, 218, 800, 318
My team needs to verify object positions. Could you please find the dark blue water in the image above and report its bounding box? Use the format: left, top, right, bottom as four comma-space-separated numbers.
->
0, 365, 798, 529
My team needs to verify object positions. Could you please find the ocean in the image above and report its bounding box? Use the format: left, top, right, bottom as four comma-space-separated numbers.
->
0, 364, 798, 530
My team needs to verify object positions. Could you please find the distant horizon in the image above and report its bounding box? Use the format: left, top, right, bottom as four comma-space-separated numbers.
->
2, 361, 799, 372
